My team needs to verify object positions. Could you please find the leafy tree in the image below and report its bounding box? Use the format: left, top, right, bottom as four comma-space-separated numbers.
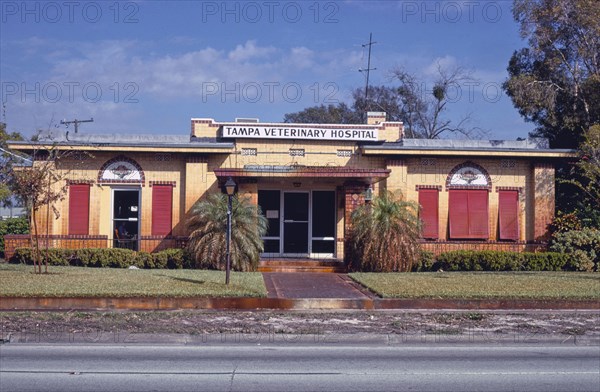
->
349, 191, 421, 272
560, 125, 600, 227
283, 103, 360, 124
187, 193, 268, 272
352, 85, 404, 123
0, 122, 24, 207
503, 0, 600, 148
283, 65, 484, 139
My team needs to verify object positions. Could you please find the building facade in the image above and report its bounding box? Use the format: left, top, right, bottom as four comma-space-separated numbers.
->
7, 113, 573, 260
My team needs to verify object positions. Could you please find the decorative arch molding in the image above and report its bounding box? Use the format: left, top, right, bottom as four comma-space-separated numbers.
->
98, 156, 145, 186
446, 161, 492, 190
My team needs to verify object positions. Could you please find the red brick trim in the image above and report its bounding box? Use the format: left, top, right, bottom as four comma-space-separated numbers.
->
446, 185, 491, 192
149, 181, 176, 188
496, 186, 522, 193
66, 179, 95, 185
416, 185, 442, 191
418, 240, 547, 257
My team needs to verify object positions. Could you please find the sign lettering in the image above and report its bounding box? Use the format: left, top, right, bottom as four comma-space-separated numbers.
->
222, 126, 378, 141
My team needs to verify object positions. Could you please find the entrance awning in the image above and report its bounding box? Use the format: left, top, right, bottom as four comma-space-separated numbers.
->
214, 166, 390, 182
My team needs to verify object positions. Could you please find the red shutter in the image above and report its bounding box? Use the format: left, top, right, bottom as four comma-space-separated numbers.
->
68, 184, 90, 235
449, 190, 489, 239
449, 190, 469, 238
468, 190, 489, 239
419, 189, 439, 239
152, 185, 173, 236
499, 190, 519, 240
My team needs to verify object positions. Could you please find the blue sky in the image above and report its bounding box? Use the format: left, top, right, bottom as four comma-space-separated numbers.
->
1, 1, 532, 139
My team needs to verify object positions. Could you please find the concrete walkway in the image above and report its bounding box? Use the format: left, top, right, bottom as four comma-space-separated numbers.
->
262, 273, 374, 299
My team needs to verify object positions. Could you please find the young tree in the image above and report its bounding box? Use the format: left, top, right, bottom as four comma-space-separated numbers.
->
3, 127, 90, 273
7, 147, 68, 274
187, 193, 268, 272
350, 191, 421, 272
503, 0, 600, 148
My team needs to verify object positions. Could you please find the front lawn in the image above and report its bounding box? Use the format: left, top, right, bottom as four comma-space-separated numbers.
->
350, 272, 600, 299
0, 264, 267, 298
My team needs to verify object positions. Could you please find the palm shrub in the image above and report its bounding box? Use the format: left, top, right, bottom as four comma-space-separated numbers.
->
187, 193, 268, 272
350, 190, 421, 272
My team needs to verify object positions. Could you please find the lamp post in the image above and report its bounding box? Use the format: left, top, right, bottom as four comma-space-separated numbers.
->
224, 177, 236, 285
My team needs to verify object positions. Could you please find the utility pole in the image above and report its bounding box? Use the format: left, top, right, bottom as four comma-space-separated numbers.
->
60, 118, 94, 133
359, 33, 377, 111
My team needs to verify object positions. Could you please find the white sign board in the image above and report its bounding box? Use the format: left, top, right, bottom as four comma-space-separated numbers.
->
222, 126, 378, 141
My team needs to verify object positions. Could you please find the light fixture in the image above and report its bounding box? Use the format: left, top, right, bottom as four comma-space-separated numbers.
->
364, 186, 373, 202
225, 177, 236, 196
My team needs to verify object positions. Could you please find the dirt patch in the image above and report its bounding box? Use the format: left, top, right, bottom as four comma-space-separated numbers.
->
2, 310, 599, 341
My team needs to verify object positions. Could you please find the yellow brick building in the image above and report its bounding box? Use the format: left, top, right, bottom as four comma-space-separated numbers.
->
7, 112, 574, 260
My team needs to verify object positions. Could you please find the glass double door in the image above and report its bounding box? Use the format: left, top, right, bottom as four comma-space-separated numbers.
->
259, 190, 336, 257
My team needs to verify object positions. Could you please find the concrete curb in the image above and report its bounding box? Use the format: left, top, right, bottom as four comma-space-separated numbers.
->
1, 296, 598, 311
4, 332, 599, 346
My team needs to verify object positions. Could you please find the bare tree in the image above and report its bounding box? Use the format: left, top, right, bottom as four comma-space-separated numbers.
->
5, 131, 91, 273
390, 64, 485, 139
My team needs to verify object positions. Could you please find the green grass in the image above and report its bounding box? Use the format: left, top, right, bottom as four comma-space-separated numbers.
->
0, 264, 267, 298
350, 272, 600, 299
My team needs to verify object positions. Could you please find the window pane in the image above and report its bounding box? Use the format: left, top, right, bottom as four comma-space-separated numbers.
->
312, 191, 335, 237
312, 240, 334, 253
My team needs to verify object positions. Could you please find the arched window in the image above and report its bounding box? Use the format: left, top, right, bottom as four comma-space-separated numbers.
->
98, 156, 145, 185
446, 162, 491, 239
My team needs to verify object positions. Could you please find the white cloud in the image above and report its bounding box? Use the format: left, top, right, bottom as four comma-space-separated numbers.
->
227, 40, 277, 62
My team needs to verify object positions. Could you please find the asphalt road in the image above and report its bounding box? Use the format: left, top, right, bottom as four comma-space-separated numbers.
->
1, 343, 599, 392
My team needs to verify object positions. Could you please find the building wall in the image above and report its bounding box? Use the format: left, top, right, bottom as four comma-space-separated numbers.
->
25, 130, 556, 258
38, 151, 554, 245
386, 156, 532, 242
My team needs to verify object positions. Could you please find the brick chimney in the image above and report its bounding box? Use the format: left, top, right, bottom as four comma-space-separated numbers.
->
367, 111, 386, 125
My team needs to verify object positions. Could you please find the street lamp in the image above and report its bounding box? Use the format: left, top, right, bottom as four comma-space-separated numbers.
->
364, 185, 373, 203
224, 177, 236, 285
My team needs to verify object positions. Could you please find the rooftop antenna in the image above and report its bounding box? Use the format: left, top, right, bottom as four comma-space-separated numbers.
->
358, 33, 377, 112
60, 118, 94, 133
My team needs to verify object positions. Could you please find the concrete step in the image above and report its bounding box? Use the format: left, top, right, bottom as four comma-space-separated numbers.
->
259, 259, 347, 273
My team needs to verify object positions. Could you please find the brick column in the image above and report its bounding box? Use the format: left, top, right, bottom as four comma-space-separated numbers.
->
343, 182, 367, 262
238, 180, 258, 206
533, 162, 555, 241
